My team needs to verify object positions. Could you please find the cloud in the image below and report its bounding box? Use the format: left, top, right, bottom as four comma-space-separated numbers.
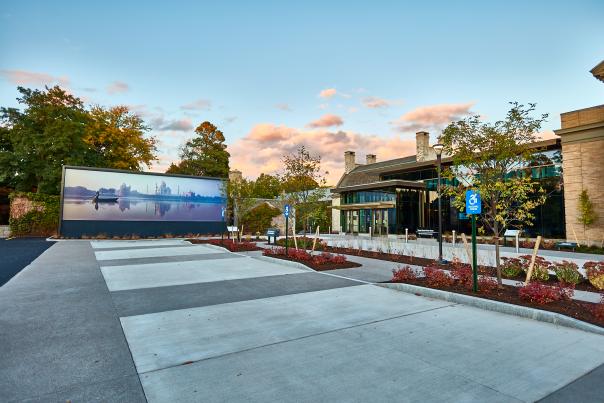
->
150, 116, 193, 131
106, 81, 129, 94
307, 114, 344, 128
362, 96, 391, 109
318, 88, 337, 98
1, 69, 69, 87
181, 99, 212, 111
229, 123, 416, 185
537, 130, 559, 140
275, 103, 292, 111
392, 102, 475, 132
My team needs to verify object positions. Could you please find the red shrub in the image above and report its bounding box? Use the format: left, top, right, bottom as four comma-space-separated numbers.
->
263, 247, 285, 256
288, 249, 312, 261
592, 295, 604, 321
518, 282, 574, 305
330, 254, 347, 264
424, 266, 454, 288
451, 262, 473, 290
391, 266, 417, 283
478, 276, 499, 293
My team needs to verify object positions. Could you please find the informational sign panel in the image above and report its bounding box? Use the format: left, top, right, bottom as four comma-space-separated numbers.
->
59, 166, 227, 237
284, 204, 290, 218
465, 189, 482, 215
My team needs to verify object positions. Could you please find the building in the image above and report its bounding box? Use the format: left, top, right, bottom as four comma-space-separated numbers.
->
331, 61, 604, 242
330, 133, 564, 238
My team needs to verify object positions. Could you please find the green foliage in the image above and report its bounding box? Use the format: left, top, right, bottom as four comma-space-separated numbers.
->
279, 145, 328, 233
167, 121, 230, 178
8, 192, 60, 236
1, 86, 158, 195
442, 103, 548, 284
501, 257, 523, 277
578, 189, 597, 230
241, 203, 280, 234
551, 261, 582, 285
251, 173, 282, 198
84, 105, 156, 171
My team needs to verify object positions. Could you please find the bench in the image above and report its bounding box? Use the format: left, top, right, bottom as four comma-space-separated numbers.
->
555, 241, 578, 251
416, 229, 436, 238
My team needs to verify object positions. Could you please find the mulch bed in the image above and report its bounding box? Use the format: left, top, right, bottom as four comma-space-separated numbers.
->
323, 246, 602, 293
264, 254, 362, 271
188, 239, 263, 252
389, 278, 604, 328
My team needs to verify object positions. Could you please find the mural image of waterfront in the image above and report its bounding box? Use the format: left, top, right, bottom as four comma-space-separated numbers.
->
62, 168, 226, 222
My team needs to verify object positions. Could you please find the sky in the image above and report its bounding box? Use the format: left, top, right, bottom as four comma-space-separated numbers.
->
1, 0, 603, 185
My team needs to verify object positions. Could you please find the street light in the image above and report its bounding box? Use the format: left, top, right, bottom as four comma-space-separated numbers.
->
433, 143, 445, 264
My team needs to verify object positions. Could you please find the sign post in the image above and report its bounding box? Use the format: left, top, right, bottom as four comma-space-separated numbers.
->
466, 190, 481, 293
284, 204, 290, 256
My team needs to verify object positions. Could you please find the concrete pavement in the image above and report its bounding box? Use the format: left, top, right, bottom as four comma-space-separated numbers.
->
2, 239, 604, 402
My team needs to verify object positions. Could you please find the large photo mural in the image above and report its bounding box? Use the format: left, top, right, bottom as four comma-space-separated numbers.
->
61, 167, 226, 222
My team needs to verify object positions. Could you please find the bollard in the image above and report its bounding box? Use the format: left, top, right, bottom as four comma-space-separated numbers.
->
405, 228, 408, 243
452, 230, 456, 245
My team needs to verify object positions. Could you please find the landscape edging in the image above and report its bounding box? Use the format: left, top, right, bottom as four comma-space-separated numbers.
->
378, 282, 604, 336
253, 255, 314, 271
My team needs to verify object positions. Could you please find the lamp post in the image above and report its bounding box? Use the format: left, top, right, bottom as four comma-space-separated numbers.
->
432, 143, 445, 264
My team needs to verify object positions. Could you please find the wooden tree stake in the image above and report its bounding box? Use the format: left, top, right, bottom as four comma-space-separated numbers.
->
524, 236, 542, 285
461, 233, 472, 264
312, 226, 320, 253
292, 220, 298, 250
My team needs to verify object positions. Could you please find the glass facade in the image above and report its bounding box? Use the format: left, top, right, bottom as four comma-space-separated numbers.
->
338, 148, 565, 237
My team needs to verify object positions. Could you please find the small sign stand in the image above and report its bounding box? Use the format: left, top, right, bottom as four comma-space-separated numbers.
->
284, 204, 290, 256
466, 190, 481, 293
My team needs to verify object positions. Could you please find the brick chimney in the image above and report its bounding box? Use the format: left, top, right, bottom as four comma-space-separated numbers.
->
416, 131, 435, 162
228, 170, 242, 182
344, 151, 356, 174
366, 154, 376, 165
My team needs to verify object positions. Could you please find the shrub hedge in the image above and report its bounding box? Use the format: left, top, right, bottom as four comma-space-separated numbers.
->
9, 192, 60, 237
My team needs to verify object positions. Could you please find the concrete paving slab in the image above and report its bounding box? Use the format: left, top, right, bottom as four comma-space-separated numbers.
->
112, 272, 360, 317
94, 244, 220, 260
121, 285, 453, 373
21, 374, 146, 403
0, 241, 145, 402
98, 251, 241, 267
90, 239, 190, 249
102, 255, 306, 291
140, 295, 604, 403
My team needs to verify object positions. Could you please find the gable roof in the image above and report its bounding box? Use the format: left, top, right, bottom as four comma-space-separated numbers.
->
591, 60, 604, 83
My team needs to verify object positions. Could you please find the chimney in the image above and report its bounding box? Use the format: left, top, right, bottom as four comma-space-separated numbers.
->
344, 151, 356, 174
228, 170, 242, 182
366, 154, 376, 165
416, 131, 435, 162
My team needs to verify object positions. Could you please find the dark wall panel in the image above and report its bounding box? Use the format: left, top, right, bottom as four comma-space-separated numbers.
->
60, 220, 226, 238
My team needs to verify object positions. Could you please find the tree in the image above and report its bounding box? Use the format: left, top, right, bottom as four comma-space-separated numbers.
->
578, 189, 598, 234
441, 103, 548, 286
0, 86, 92, 194
251, 173, 282, 199
279, 145, 328, 233
167, 121, 230, 178
223, 176, 257, 239
84, 105, 156, 171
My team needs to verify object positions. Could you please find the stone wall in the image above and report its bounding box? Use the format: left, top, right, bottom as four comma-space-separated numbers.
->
556, 105, 604, 245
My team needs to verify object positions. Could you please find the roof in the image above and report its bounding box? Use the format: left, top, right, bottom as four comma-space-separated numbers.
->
333, 138, 560, 193
591, 60, 604, 83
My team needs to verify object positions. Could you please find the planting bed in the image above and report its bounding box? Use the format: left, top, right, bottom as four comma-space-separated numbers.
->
189, 239, 262, 252
393, 277, 604, 328
263, 247, 361, 271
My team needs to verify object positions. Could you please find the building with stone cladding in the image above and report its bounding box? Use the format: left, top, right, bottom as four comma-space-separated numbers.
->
554, 60, 604, 244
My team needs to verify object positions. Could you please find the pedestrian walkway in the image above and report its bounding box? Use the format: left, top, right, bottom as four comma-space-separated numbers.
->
2, 239, 604, 402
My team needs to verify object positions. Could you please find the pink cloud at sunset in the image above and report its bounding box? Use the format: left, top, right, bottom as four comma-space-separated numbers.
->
106, 80, 129, 94
307, 114, 344, 128
318, 88, 337, 98
392, 102, 475, 132
1, 69, 69, 87
229, 123, 417, 185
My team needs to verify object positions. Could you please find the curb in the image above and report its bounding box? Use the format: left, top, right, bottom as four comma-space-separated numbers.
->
253, 255, 314, 271
378, 282, 604, 336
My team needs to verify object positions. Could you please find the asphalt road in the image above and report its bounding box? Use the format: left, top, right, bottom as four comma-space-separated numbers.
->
0, 238, 54, 286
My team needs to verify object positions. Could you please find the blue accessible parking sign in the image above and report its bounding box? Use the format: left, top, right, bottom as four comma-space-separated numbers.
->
466, 190, 481, 214
284, 204, 290, 218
